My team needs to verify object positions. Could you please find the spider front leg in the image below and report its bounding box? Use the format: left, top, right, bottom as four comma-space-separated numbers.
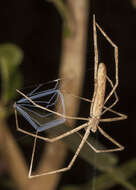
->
93, 14, 99, 82
94, 15, 119, 109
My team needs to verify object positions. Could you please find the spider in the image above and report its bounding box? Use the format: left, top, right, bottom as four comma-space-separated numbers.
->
14, 15, 127, 178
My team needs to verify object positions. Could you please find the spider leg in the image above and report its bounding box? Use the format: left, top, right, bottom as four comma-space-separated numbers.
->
100, 107, 127, 122
14, 106, 88, 142
102, 75, 119, 115
28, 127, 91, 178
90, 14, 99, 114
81, 126, 124, 153
77, 127, 124, 153
76, 132, 103, 153
93, 14, 98, 82
96, 126, 124, 152
101, 76, 127, 121
96, 22, 119, 105
16, 89, 88, 122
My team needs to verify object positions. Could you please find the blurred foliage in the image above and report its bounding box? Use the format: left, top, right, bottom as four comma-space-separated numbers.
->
60, 159, 136, 190
0, 44, 23, 116
131, 0, 136, 8
0, 43, 24, 190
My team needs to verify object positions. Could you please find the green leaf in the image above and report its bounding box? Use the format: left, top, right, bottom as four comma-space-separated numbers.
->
0, 43, 23, 104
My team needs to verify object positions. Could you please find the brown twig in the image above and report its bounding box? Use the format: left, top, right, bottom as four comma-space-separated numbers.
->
0, 105, 29, 190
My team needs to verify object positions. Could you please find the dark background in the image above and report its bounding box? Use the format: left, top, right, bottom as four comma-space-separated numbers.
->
0, 0, 135, 189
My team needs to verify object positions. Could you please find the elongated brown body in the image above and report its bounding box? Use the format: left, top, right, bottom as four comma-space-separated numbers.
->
89, 63, 107, 132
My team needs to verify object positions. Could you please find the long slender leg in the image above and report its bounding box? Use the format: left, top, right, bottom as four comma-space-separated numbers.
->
97, 126, 124, 152
74, 95, 126, 121
91, 14, 99, 115
102, 75, 119, 115
28, 123, 124, 179
93, 14, 99, 82
28, 130, 38, 178
100, 108, 127, 122
96, 22, 119, 104
14, 107, 88, 142
68, 90, 127, 122
76, 132, 104, 153
16, 89, 88, 122
16, 80, 126, 131
28, 128, 91, 178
